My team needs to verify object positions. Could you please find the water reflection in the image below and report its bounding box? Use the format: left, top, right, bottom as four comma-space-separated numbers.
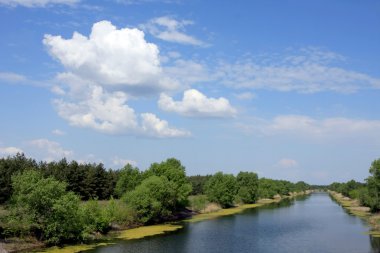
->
87, 193, 380, 253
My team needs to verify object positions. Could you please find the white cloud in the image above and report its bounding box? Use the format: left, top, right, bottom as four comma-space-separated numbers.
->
43, 20, 175, 92
52, 129, 65, 136
0, 146, 23, 156
112, 157, 137, 167
27, 139, 73, 162
158, 89, 237, 118
54, 86, 138, 135
55, 85, 188, 137
141, 16, 205, 46
0, 0, 79, 7
276, 158, 298, 168
141, 113, 190, 137
0, 72, 26, 83
217, 48, 380, 93
44, 20, 189, 137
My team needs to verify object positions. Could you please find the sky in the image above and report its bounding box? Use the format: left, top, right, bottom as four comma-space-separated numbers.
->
0, 0, 379, 184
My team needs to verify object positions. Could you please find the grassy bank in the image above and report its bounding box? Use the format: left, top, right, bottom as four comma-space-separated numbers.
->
329, 191, 380, 236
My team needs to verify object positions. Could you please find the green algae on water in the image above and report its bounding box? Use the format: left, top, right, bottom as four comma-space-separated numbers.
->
34, 242, 113, 253
117, 224, 183, 240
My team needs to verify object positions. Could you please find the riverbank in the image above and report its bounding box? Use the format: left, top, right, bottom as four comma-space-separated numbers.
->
1, 191, 312, 253
329, 191, 380, 235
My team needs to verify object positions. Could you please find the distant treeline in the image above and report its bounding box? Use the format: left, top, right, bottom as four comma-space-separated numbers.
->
0, 154, 312, 205
0, 154, 118, 203
328, 158, 380, 212
0, 154, 312, 245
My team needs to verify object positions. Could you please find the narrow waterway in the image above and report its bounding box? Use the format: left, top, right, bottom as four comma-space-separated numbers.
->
87, 193, 380, 253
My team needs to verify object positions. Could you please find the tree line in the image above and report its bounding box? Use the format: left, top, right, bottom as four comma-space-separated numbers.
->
0, 154, 311, 245
328, 158, 380, 212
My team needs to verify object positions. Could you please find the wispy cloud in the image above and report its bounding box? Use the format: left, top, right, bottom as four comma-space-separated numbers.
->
0, 0, 79, 7
0, 72, 26, 83
217, 48, 380, 93
27, 138, 73, 162
0, 146, 23, 157
276, 158, 298, 168
141, 16, 207, 46
237, 115, 380, 142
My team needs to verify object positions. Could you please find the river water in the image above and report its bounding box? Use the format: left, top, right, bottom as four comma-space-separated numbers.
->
87, 193, 380, 253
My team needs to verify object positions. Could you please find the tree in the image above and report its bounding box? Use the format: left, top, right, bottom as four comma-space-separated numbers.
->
125, 176, 176, 223
188, 175, 212, 195
204, 172, 237, 207
236, 171, 259, 204
9, 170, 83, 244
144, 158, 192, 208
0, 153, 37, 203
366, 159, 380, 211
257, 178, 277, 199
115, 164, 142, 197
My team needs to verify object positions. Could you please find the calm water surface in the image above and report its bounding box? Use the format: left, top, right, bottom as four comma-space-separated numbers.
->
87, 193, 380, 253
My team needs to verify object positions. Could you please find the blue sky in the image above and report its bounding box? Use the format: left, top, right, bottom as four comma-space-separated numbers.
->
0, 0, 379, 184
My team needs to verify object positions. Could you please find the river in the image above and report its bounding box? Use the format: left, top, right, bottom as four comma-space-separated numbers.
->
86, 193, 380, 253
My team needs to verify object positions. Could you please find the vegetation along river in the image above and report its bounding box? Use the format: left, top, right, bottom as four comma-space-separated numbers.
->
86, 193, 380, 253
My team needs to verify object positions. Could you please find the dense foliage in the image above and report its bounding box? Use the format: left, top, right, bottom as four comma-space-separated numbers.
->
0, 154, 118, 203
205, 172, 238, 207
8, 170, 83, 244
143, 158, 192, 208
125, 176, 176, 223
114, 164, 142, 198
329, 158, 380, 212
236, 172, 259, 204
188, 175, 212, 195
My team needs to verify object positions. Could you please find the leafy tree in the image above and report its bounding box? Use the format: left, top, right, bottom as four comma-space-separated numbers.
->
294, 181, 310, 192
9, 170, 83, 244
366, 159, 380, 211
0, 153, 37, 203
125, 176, 176, 223
205, 172, 237, 207
144, 158, 192, 208
236, 171, 258, 204
257, 178, 277, 199
188, 175, 212, 195
115, 164, 142, 197
81, 199, 111, 234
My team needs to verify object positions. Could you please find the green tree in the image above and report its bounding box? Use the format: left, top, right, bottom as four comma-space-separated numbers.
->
125, 176, 176, 223
205, 172, 237, 207
0, 153, 37, 203
188, 175, 212, 195
236, 171, 259, 204
144, 158, 192, 208
9, 170, 83, 244
366, 159, 380, 211
257, 178, 277, 199
115, 164, 141, 197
